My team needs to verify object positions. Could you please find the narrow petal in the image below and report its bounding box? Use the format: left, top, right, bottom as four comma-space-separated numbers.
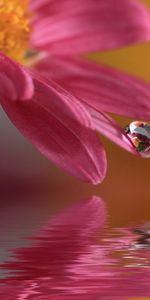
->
1, 69, 106, 184
35, 55, 150, 120
88, 107, 138, 154
1, 196, 106, 280
30, 0, 150, 54
0, 53, 34, 101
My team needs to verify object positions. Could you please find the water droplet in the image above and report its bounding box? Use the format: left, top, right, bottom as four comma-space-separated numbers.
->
124, 121, 150, 157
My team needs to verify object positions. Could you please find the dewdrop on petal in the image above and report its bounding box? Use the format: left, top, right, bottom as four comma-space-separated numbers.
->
124, 121, 150, 157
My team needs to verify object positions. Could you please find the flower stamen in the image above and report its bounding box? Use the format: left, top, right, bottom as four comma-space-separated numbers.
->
0, 0, 30, 62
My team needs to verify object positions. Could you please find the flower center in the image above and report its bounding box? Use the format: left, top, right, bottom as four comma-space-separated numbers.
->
0, 0, 30, 62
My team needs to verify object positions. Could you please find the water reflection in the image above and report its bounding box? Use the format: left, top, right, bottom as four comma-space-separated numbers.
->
0, 196, 150, 299
106, 225, 150, 271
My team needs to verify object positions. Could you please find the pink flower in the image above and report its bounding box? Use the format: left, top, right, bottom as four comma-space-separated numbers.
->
1, 0, 150, 183
1, 197, 150, 299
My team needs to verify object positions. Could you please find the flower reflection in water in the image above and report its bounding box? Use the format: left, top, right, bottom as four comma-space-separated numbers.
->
0, 197, 150, 299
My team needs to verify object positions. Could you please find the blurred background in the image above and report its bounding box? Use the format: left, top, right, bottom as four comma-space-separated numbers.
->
0, 1, 150, 298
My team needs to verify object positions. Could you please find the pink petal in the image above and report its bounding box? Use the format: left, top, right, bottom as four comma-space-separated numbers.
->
88, 107, 138, 155
34, 55, 150, 153
1, 196, 106, 280
1, 68, 106, 184
30, 0, 150, 54
35, 55, 150, 120
0, 53, 34, 101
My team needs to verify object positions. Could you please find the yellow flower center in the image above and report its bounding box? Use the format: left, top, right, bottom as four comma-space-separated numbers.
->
0, 0, 30, 62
